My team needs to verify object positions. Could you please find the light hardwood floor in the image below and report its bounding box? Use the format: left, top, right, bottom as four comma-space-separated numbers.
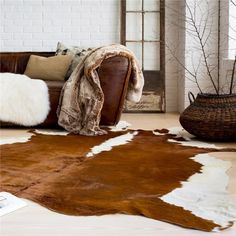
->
0, 113, 235, 236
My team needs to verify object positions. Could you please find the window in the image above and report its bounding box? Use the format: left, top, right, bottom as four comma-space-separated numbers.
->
219, 0, 236, 93
229, 0, 236, 58
120, 0, 165, 112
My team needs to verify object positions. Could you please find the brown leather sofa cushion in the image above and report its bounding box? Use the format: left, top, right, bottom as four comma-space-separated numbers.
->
0, 52, 130, 127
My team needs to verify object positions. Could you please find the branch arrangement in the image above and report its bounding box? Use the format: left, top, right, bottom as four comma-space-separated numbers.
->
230, 56, 236, 94
166, 0, 236, 95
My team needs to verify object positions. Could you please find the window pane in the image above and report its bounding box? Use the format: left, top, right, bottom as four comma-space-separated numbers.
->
126, 0, 142, 11
144, 42, 160, 70
126, 42, 142, 66
144, 13, 160, 41
126, 13, 142, 40
229, 0, 236, 59
144, 0, 160, 11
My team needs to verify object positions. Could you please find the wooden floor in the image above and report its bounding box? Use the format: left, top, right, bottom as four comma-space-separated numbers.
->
0, 113, 236, 236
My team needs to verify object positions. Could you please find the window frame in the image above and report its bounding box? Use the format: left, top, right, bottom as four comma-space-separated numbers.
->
219, 0, 236, 88
219, 0, 236, 60
120, 0, 166, 112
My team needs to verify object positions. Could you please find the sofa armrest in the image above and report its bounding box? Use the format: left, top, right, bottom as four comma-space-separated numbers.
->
98, 55, 131, 125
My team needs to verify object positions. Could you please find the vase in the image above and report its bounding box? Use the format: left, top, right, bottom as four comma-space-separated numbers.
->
179, 92, 236, 141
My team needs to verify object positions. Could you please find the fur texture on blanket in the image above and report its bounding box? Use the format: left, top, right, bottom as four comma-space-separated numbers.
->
0, 73, 50, 126
57, 44, 144, 136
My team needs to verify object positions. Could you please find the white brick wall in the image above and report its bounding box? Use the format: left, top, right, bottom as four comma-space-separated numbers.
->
0, 0, 120, 51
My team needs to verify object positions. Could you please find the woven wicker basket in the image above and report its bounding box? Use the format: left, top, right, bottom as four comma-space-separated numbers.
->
179, 92, 236, 141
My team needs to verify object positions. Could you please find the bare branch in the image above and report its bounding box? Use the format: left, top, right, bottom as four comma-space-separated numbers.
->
200, 0, 210, 40
231, 0, 236, 7
166, 43, 203, 93
230, 56, 236, 94
185, 0, 219, 94
166, 0, 236, 94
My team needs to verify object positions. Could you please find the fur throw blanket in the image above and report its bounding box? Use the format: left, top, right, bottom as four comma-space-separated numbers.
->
57, 44, 144, 136
0, 73, 50, 126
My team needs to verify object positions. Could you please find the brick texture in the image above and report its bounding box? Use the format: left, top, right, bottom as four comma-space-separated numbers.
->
0, 0, 120, 51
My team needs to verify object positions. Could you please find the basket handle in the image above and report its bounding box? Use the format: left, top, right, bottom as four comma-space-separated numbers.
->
188, 92, 195, 104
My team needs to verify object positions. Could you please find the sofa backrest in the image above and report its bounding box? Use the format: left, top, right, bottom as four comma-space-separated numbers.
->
0, 52, 54, 74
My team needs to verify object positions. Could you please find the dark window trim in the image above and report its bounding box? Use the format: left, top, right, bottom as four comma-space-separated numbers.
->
120, 0, 166, 112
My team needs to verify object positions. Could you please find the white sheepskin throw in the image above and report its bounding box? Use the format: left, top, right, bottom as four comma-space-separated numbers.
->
0, 73, 50, 126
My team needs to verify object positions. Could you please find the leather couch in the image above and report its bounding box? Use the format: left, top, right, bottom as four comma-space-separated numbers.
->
0, 52, 131, 127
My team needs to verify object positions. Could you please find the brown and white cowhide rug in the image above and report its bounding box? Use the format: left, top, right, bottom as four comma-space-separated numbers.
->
1, 125, 236, 232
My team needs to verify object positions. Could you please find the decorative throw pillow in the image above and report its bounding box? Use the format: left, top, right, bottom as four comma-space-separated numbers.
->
24, 55, 72, 81
55, 42, 93, 79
